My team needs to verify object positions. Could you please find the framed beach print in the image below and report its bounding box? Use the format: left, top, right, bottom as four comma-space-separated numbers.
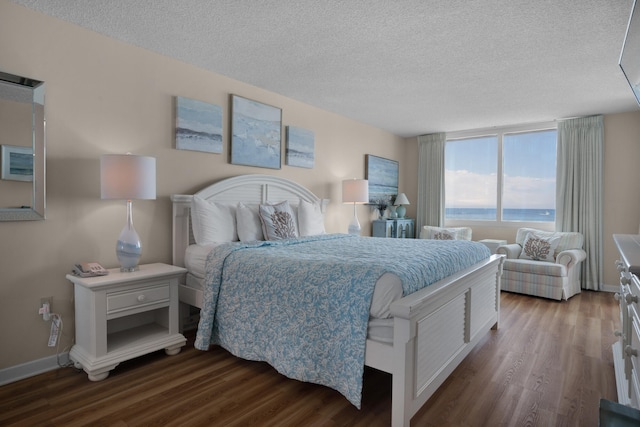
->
285, 126, 314, 168
175, 96, 223, 153
365, 154, 398, 203
231, 95, 282, 169
1, 145, 33, 181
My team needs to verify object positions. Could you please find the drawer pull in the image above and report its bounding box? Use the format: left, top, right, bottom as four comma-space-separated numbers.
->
625, 345, 638, 357
621, 276, 631, 285
615, 293, 622, 301
137, 294, 146, 303
625, 293, 639, 304
615, 330, 623, 337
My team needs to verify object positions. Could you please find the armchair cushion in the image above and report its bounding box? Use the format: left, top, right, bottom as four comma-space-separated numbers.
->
503, 258, 567, 277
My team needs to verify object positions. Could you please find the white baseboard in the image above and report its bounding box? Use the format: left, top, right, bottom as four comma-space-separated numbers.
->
601, 284, 618, 293
0, 352, 70, 386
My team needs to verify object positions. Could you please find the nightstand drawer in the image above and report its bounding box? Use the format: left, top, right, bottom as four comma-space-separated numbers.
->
107, 283, 170, 315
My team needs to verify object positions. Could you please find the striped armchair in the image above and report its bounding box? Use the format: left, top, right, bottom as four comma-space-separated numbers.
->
496, 228, 586, 300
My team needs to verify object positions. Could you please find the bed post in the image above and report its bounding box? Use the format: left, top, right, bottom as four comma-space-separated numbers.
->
492, 258, 503, 330
392, 316, 414, 427
170, 194, 192, 268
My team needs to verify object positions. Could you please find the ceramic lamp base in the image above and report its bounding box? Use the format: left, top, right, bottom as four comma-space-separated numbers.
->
396, 205, 406, 218
117, 200, 142, 272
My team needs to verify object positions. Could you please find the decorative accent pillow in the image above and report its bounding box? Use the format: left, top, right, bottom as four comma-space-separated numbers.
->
428, 227, 462, 240
259, 200, 299, 240
191, 196, 237, 244
519, 232, 561, 261
298, 199, 325, 236
236, 203, 264, 242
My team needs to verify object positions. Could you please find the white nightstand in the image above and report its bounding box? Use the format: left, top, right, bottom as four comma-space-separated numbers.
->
66, 263, 187, 381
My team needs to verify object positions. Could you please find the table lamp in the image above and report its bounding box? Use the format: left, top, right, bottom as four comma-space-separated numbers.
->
342, 178, 369, 235
394, 193, 410, 218
100, 154, 156, 272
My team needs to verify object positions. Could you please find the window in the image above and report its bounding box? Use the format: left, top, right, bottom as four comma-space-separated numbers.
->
445, 123, 557, 227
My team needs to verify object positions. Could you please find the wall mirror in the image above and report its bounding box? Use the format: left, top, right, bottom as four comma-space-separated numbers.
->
0, 70, 45, 221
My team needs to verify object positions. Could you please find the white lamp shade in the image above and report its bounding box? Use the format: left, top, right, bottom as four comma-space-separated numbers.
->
394, 193, 410, 206
342, 179, 369, 203
101, 154, 156, 200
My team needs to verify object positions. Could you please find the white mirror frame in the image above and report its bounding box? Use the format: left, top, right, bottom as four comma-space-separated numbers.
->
0, 71, 45, 221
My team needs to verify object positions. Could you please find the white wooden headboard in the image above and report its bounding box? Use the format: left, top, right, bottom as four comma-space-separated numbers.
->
171, 174, 328, 267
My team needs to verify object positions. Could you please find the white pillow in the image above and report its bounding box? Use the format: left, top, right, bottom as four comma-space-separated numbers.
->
298, 199, 325, 236
519, 232, 561, 261
259, 200, 299, 240
191, 195, 238, 244
236, 203, 264, 241
429, 227, 462, 240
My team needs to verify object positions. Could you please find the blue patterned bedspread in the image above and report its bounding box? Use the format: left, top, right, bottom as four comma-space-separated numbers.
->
194, 234, 490, 407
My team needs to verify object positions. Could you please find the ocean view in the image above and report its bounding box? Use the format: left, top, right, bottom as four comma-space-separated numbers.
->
445, 208, 555, 222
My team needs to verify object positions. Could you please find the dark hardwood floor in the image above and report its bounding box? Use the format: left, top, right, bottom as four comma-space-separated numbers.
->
0, 291, 619, 426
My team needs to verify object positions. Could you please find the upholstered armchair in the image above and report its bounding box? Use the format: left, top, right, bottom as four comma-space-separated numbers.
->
496, 227, 586, 300
419, 226, 472, 241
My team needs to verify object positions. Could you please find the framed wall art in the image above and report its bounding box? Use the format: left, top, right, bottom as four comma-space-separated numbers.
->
231, 95, 282, 169
175, 96, 223, 153
365, 154, 398, 203
1, 144, 33, 181
285, 126, 314, 168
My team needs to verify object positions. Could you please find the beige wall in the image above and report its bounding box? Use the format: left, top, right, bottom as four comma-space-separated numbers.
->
603, 111, 640, 286
0, 2, 406, 370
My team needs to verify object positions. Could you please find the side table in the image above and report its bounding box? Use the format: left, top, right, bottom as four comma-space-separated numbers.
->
66, 263, 187, 381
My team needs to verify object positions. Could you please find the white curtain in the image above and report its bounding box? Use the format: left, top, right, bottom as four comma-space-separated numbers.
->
417, 133, 446, 231
556, 115, 603, 291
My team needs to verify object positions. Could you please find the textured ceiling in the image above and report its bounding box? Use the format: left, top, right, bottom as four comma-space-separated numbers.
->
10, 0, 640, 137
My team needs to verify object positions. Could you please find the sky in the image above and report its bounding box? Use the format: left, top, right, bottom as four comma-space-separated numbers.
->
445, 130, 557, 209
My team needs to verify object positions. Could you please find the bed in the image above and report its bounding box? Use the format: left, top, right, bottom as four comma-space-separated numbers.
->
171, 174, 503, 427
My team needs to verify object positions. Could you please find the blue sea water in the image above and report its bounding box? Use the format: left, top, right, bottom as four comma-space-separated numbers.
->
446, 208, 555, 222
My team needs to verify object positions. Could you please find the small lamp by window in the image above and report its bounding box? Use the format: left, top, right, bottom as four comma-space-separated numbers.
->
101, 154, 156, 272
394, 193, 410, 219
342, 179, 369, 235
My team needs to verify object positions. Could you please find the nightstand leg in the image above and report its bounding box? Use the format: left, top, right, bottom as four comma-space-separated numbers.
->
165, 344, 182, 356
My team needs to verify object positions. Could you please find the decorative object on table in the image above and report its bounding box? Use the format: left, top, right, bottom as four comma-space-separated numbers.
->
388, 205, 398, 219
394, 193, 410, 218
101, 154, 156, 272
1, 144, 33, 181
175, 96, 223, 153
375, 200, 388, 219
342, 178, 368, 235
365, 154, 398, 202
285, 126, 314, 168
231, 95, 282, 169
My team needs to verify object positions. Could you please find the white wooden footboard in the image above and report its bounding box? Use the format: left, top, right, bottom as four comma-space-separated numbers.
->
365, 254, 503, 427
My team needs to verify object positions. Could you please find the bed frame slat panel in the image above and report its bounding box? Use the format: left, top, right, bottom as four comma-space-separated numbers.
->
414, 294, 466, 395
470, 272, 499, 339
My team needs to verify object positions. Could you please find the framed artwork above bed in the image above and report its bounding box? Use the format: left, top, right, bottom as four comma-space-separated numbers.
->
365, 154, 398, 204
174, 96, 223, 154
230, 95, 282, 169
285, 126, 314, 168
